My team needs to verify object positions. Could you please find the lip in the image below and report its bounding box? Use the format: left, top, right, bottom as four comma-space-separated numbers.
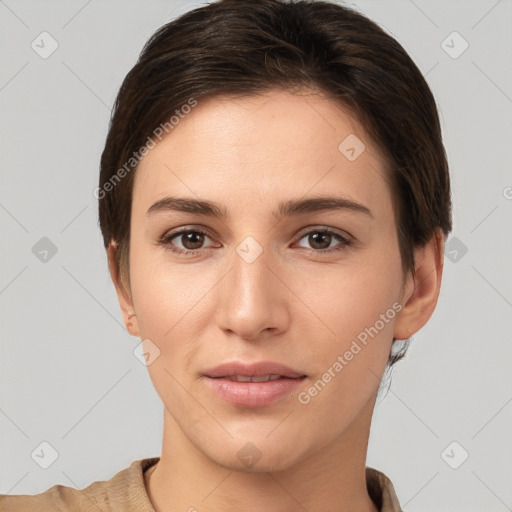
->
203, 361, 305, 379
203, 361, 307, 408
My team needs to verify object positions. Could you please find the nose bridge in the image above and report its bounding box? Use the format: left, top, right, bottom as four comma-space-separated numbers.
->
216, 234, 287, 339
231, 236, 273, 314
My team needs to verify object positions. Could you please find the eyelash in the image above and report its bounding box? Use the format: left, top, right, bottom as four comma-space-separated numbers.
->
158, 226, 353, 257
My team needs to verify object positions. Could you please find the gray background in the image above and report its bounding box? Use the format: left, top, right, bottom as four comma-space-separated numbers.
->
1, 1, 511, 510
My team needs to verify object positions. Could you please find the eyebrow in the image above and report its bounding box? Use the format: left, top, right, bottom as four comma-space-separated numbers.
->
146, 195, 373, 219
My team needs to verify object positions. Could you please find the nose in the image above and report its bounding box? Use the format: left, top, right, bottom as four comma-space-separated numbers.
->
216, 241, 290, 341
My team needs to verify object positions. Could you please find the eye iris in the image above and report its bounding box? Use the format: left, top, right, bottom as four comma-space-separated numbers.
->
309, 232, 331, 250
172, 230, 341, 251
182, 232, 204, 250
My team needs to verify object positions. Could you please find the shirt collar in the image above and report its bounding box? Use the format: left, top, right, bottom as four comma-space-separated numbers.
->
125, 458, 402, 512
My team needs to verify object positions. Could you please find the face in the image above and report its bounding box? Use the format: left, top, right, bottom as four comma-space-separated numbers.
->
116, 89, 416, 472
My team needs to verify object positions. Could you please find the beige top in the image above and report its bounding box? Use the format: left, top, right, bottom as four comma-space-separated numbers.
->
0, 457, 402, 511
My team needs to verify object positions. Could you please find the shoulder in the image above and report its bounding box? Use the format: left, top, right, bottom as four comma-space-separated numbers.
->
0, 481, 85, 511
366, 466, 403, 512
0, 457, 159, 512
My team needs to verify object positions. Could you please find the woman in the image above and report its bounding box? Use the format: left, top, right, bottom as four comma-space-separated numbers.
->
1, 0, 451, 510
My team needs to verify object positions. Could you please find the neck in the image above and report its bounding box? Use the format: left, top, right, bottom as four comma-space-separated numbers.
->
146, 397, 379, 512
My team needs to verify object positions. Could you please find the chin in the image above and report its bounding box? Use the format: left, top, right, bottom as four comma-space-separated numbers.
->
196, 428, 312, 474
215, 445, 303, 474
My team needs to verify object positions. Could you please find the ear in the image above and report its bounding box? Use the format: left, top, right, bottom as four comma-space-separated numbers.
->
107, 241, 140, 337
393, 229, 445, 340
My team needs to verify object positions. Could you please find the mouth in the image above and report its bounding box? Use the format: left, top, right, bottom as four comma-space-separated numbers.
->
203, 360, 306, 379
221, 374, 286, 382
203, 361, 307, 407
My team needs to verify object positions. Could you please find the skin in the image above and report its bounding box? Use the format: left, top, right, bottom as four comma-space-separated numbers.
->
108, 89, 444, 512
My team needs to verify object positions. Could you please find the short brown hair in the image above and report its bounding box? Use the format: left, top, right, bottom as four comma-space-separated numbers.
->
98, 0, 452, 366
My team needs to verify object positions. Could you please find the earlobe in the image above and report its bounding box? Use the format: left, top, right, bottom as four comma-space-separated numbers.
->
393, 229, 445, 340
126, 312, 138, 336
107, 241, 140, 337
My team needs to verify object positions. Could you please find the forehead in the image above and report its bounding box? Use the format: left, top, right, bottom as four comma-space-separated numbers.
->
133, 89, 392, 218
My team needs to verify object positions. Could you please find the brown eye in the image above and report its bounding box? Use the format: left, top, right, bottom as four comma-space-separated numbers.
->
308, 232, 332, 250
296, 228, 352, 252
177, 231, 206, 250
161, 229, 216, 254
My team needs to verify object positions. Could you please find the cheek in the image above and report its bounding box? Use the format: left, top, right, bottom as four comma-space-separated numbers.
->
131, 259, 213, 340
308, 258, 402, 341
298, 249, 404, 405
129, 255, 213, 407
295, 262, 402, 428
